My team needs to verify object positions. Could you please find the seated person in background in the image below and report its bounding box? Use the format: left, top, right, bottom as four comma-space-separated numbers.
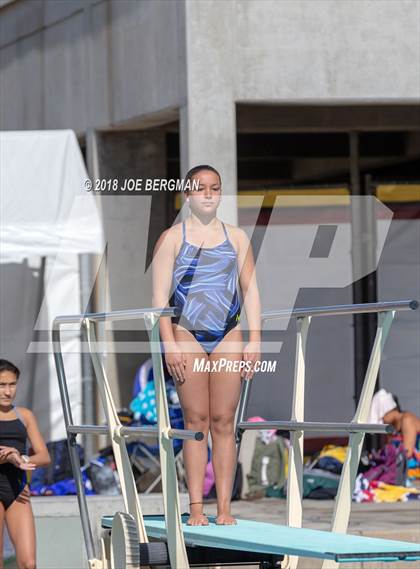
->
369, 388, 420, 460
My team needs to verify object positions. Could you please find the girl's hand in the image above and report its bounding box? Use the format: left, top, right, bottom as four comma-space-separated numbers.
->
8, 453, 36, 471
0, 446, 20, 460
241, 341, 261, 380
164, 344, 187, 385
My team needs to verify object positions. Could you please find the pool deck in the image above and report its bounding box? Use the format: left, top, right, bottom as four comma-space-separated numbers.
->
4, 493, 420, 568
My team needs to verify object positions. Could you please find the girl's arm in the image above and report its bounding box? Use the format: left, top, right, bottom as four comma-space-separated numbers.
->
21, 408, 51, 467
237, 229, 262, 378
152, 228, 177, 350
152, 227, 186, 383
237, 229, 261, 342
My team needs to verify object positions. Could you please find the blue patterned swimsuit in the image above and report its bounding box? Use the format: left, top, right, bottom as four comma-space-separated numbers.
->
170, 220, 241, 354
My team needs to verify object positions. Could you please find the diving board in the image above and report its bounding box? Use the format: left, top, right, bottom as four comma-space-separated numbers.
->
101, 514, 420, 564
52, 300, 419, 569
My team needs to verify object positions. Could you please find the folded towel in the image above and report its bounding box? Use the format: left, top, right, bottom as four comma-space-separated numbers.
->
368, 388, 397, 423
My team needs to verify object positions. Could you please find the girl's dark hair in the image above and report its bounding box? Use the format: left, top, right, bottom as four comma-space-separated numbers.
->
184, 164, 222, 188
0, 359, 20, 379
391, 393, 401, 412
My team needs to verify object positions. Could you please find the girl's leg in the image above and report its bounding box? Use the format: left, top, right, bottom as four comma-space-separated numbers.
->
0, 502, 5, 569
5, 485, 36, 569
172, 326, 210, 525
209, 327, 243, 525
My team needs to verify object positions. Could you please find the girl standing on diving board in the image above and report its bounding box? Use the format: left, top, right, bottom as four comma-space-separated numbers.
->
152, 165, 261, 526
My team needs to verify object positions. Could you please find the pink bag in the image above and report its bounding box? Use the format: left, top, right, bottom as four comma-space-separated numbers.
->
203, 461, 215, 497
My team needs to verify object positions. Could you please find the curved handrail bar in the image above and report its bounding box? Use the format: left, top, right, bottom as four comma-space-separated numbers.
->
53, 306, 179, 327
52, 310, 202, 445
52, 301, 418, 329
67, 424, 204, 441
261, 300, 418, 321
236, 420, 394, 435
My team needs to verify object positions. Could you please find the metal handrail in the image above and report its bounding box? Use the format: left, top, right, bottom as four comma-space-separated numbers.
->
236, 420, 393, 434
235, 299, 417, 437
261, 300, 417, 321
53, 306, 179, 326
67, 424, 204, 441
52, 300, 417, 327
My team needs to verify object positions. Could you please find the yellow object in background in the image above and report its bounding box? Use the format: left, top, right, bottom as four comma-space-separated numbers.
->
373, 482, 420, 503
318, 445, 348, 464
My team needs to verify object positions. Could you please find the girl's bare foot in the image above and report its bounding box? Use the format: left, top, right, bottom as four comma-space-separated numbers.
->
216, 513, 237, 525
187, 503, 209, 526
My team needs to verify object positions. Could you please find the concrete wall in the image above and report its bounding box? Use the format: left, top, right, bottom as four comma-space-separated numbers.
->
2, 0, 418, 133
181, 0, 420, 108
180, 0, 419, 222
0, 0, 186, 132
231, 0, 420, 103
93, 128, 170, 408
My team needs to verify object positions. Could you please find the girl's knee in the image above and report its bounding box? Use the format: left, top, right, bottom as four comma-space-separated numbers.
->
184, 413, 209, 435
210, 414, 235, 436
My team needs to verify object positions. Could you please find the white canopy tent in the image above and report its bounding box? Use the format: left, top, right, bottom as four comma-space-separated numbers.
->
0, 130, 104, 441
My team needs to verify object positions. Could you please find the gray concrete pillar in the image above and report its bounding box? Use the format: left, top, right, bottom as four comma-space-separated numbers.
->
180, 1, 238, 225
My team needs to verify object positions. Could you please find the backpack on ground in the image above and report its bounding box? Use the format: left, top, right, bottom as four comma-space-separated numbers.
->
246, 436, 286, 497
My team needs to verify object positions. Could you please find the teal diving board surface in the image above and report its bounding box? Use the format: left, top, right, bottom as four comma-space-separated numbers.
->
102, 515, 420, 563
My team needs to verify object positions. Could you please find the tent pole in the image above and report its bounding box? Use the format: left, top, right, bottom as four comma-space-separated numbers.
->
27, 256, 46, 424
79, 253, 95, 460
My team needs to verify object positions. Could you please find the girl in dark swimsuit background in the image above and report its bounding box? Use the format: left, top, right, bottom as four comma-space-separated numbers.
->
152, 165, 261, 526
0, 359, 50, 569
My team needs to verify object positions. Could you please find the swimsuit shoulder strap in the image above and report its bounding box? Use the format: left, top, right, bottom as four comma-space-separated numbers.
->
221, 222, 238, 257
13, 406, 27, 429
182, 221, 186, 243
221, 221, 231, 244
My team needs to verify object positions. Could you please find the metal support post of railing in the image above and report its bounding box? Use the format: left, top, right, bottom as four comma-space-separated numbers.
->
144, 312, 190, 569
235, 378, 252, 453
285, 315, 311, 569
84, 319, 148, 543
52, 323, 97, 563
321, 310, 396, 569
231, 378, 253, 501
